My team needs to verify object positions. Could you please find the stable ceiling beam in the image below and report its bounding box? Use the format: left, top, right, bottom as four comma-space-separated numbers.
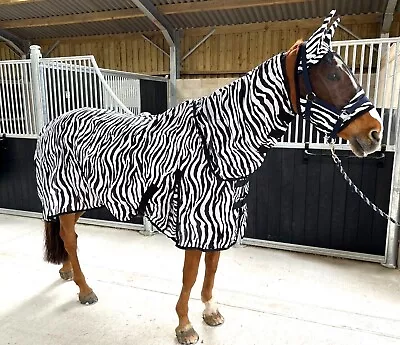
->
0, 28, 29, 57
0, 0, 314, 29
131, 0, 174, 45
131, 0, 178, 107
381, 0, 398, 35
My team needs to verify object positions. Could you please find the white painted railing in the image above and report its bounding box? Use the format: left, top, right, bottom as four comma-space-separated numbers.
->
0, 60, 36, 137
0, 45, 144, 137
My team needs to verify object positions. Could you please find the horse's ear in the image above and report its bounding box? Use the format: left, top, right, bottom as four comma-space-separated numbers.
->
325, 15, 340, 46
303, 10, 340, 65
307, 10, 337, 49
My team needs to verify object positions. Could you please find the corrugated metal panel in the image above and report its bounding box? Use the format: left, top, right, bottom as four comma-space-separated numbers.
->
9, 18, 158, 40
168, 0, 389, 29
152, 0, 205, 4
0, 0, 137, 21
0, 0, 393, 39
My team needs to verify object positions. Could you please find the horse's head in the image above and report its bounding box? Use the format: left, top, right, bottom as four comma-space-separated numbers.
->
286, 10, 382, 157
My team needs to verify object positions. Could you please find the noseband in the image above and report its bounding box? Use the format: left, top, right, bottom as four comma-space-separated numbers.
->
296, 42, 373, 139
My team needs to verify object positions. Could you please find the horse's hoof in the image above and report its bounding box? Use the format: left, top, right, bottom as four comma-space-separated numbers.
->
59, 269, 73, 281
203, 310, 224, 327
79, 291, 98, 305
175, 324, 199, 345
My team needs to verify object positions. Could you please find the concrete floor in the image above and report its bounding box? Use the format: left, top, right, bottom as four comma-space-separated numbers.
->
1, 214, 400, 345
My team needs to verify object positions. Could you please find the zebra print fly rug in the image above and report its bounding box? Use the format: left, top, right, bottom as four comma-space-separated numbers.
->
35, 51, 294, 251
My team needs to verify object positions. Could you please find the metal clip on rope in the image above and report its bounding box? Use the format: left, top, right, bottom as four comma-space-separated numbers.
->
329, 143, 400, 227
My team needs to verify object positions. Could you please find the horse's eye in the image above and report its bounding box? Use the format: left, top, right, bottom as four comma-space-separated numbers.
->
327, 72, 340, 81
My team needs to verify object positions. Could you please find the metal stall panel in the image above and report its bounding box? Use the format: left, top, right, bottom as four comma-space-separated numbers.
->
245, 149, 393, 262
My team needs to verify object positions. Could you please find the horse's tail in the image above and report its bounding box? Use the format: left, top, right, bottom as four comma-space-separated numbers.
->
44, 218, 68, 264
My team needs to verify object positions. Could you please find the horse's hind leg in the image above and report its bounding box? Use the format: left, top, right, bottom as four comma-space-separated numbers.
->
59, 212, 84, 281
175, 250, 202, 345
59, 213, 98, 305
201, 251, 224, 326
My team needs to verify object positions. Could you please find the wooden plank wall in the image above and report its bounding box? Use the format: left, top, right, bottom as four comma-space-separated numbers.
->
0, 43, 19, 60
0, 16, 391, 78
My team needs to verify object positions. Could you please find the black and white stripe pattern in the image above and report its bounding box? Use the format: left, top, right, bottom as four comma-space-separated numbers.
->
35, 11, 359, 250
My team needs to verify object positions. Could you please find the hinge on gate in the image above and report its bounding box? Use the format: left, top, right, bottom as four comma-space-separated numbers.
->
377, 144, 386, 168
303, 142, 310, 163
0, 133, 6, 149
0, 134, 6, 167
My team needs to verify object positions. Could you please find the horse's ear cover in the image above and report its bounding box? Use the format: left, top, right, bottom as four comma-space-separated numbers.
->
299, 10, 341, 71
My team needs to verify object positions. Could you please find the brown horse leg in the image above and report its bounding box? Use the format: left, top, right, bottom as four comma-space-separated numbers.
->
175, 250, 202, 345
59, 212, 85, 281
59, 213, 97, 304
201, 251, 224, 326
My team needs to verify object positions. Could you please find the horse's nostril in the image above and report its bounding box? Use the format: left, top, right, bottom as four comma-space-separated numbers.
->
370, 130, 381, 142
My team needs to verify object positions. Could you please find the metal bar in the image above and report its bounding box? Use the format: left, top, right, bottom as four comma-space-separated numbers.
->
87, 61, 92, 108
24, 63, 33, 134
351, 44, 357, 74
383, 105, 400, 268
83, 60, 88, 108
381, 0, 397, 34
333, 37, 400, 46
0, 64, 6, 133
182, 27, 216, 61
16, 63, 28, 134
359, 44, 365, 86
22, 63, 33, 135
380, 43, 391, 135
366, 43, 374, 99
0, 28, 27, 56
79, 60, 86, 108
131, 0, 175, 46
56, 61, 62, 120
43, 40, 60, 58
242, 238, 386, 263
387, 42, 399, 146
338, 23, 363, 41
0, 35, 25, 57
5, 64, 14, 134
170, 44, 177, 107
27, 64, 36, 130
373, 43, 383, 108
142, 34, 169, 57
89, 56, 133, 114
29, 45, 44, 133
93, 67, 98, 108
96, 67, 167, 82
48, 62, 55, 122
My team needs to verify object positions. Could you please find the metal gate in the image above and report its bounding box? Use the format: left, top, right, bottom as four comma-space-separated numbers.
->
0, 45, 168, 229
244, 37, 400, 267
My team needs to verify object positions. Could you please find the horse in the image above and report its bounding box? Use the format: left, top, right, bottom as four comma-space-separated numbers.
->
34, 11, 382, 345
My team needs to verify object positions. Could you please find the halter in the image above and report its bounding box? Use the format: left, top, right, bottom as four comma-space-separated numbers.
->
297, 42, 373, 139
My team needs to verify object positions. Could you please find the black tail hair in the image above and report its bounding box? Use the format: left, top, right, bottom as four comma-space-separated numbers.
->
44, 218, 68, 264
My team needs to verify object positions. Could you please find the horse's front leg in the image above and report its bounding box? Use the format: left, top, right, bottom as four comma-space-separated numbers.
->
201, 251, 224, 326
59, 213, 98, 304
175, 250, 202, 345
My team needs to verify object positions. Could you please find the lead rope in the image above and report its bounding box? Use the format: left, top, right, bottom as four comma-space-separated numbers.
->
329, 143, 400, 227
